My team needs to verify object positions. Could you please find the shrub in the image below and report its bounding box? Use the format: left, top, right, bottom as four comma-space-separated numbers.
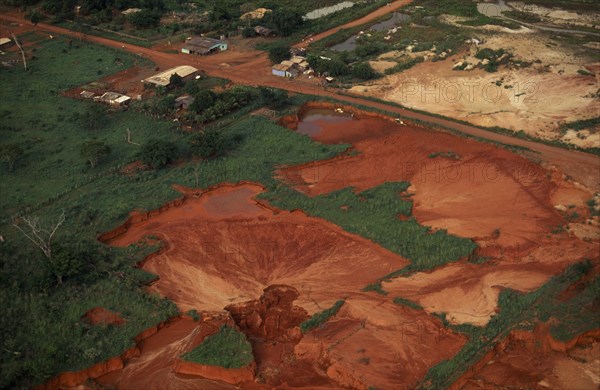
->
352, 62, 378, 80
188, 130, 227, 159
80, 141, 111, 168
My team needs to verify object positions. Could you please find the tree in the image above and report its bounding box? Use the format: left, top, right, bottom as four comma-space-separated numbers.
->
80, 141, 110, 168
240, 2, 256, 13
83, 104, 107, 131
138, 139, 178, 169
242, 26, 256, 38
129, 9, 161, 29
188, 130, 227, 159
12, 211, 65, 261
259, 87, 288, 108
0, 143, 24, 171
47, 244, 84, 284
153, 94, 176, 116
264, 9, 303, 36
269, 44, 290, 64
169, 72, 183, 88
352, 62, 378, 80
29, 11, 40, 25
190, 90, 216, 113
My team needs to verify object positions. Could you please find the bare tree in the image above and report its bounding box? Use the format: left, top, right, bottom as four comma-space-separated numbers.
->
12, 211, 65, 259
126, 128, 140, 145
11, 34, 27, 71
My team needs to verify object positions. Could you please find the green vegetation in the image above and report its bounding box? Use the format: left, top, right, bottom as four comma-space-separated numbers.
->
503, 10, 542, 23
137, 139, 178, 169
559, 117, 600, 134
182, 326, 253, 368
427, 151, 460, 160
80, 141, 111, 168
393, 297, 423, 310
586, 198, 600, 217
418, 260, 597, 389
362, 282, 388, 296
475, 48, 512, 72
300, 300, 345, 333
268, 43, 292, 64
264, 183, 477, 276
352, 62, 379, 80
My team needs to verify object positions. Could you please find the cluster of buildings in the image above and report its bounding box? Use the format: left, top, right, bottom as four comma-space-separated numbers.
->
272, 56, 310, 78
80, 90, 132, 107
79, 65, 200, 108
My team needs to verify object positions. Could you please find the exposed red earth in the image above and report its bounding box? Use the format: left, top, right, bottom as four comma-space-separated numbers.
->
38, 104, 598, 389
89, 181, 466, 389
280, 104, 599, 326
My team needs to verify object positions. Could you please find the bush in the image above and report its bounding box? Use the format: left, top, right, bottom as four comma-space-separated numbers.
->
242, 26, 256, 38
352, 62, 378, 80
138, 139, 178, 169
188, 130, 227, 159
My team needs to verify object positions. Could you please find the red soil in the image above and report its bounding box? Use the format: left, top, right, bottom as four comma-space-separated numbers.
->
103, 183, 411, 313
98, 183, 466, 388
83, 307, 125, 326
280, 104, 599, 326
454, 326, 600, 390
97, 313, 240, 390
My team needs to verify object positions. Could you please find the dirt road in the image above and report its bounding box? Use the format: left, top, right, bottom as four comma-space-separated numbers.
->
293, 0, 414, 48
1, 10, 598, 189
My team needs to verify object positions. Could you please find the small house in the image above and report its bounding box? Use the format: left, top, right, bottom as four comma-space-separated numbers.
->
272, 63, 296, 78
174, 95, 195, 110
143, 65, 198, 87
80, 90, 95, 99
0, 37, 14, 50
96, 92, 131, 106
182, 37, 227, 55
254, 26, 275, 37
289, 56, 309, 72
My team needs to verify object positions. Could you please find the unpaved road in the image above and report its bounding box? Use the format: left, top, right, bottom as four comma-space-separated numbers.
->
293, 0, 414, 48
1, 9, 598, 189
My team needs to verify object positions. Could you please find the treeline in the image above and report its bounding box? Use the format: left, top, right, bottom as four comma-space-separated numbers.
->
5, 0, 168, 27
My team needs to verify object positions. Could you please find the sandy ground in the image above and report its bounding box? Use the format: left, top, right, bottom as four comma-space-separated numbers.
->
352, 32, 600, 148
